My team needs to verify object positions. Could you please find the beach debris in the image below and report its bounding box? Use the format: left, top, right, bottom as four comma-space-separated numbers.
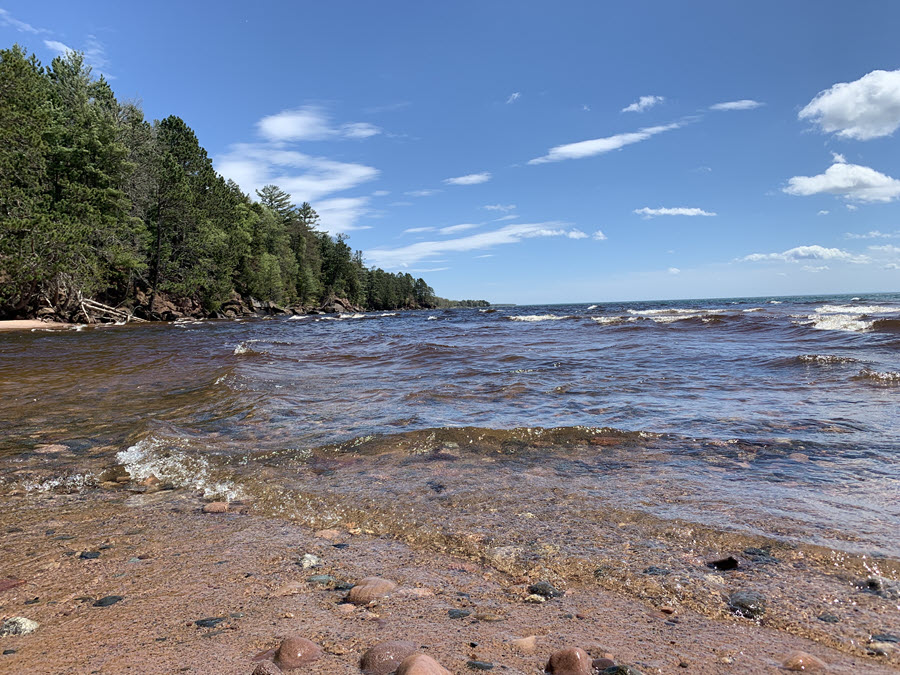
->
706, 556, 739, 571
346, 577, 396, 605
727, 590, 766, 619
0, 617, 39, 636
202, 501, 229, 514
93, 595, 123, 607
528, 581, 563, 598
545, 647, 592, 674
273, 635, 322, 669
359, 640, 417, 675
395, 653, 452, 675
299, 553, 322, 569
782, 651, 827, 671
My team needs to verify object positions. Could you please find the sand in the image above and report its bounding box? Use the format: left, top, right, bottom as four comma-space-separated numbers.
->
0, 320, 69, 332
1, 487, 895, 675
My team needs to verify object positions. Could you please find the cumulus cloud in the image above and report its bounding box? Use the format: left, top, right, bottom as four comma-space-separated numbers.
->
634, 207, 716, 217
799, 69, 900, 140
741, 244, 868, 264
483, 204, 516, 212
444, 172, 492, 185
506, 92, 521, 104
592, 230, 608, 241
622, 95, 664, 113
710, 99, 764, 111
257, 106, 381, 142
366, 222, 588, 269
783, 156, 900, 203
529, 122, 683, 164
567, 229, 588, 239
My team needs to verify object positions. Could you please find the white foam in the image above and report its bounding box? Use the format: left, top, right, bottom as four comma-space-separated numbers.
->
379, 312, 398, 317
509, 314, 572, 322
23, 473, 96, 493
857, 368, 900, 383
817, 304, 896, 316
742, 307, 764, 313
587, 305, 598, 310
591, 316, 626, 325
427, 316, 438, 320
286, 314, 308, 320
801, 315, 874, 332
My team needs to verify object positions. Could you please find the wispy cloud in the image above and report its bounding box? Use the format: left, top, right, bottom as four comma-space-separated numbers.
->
366, 222, 588, 269
799, 69, 900, 140
257, 106, 380, 142
483, 204, 516, 212
315, 197, 372, 234
405, 189, 440, 197
741, 244, 868, 264
529, 122, 683, 165
710, 99, 764, 111
506, 92, 521, 104
593, 230, 608, 241
493, 214, 519, 222
622, 95, 664, 113
0, 8, 47, 34
668, 267, 681, 275
439, 223, 481, 234
817, 210, 830, 216
845, 230, 900, 239
444, 172, 491, 186
44, 34, 112, 78
403, 227, 435, 234
372, 190, 390, 197
783, 154, 900, 203
364, 101, 411, 114
634, 207, 716, 218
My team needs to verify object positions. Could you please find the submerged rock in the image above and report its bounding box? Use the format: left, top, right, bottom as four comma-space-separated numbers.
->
396, 654, 452, 675
360, 640, 418, 675
346, 577, 397, 605
0, 617, 39, 636
727, 590, 766, 619
273, 636, 322, 669
545, 647, 591, 674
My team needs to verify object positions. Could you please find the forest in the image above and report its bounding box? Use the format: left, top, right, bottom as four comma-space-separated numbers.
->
0, 45, 486, 321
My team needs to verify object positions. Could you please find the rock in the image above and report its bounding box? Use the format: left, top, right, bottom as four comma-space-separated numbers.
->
346, 577, 397, 605
195, 617, 226, 628
314, 529, 343, 540
474, 612, 505, 622
359, 641, 418, 675
642, 566, 671, 576
252, 662, 283, 675
396, 653, 452, 675
0, 617, 39, 636
727, 590, 766, 619
528, 581, 562, 598
300, 553, 322, 569
79, 551, 100, 559
867, 642, 896, 657
856, 575, 900, 600
448, 609, 471, 619
782, 651, 827, 671
592, 658, 616, 670
872, 633, 899, 643
273, 636, 323, 670
93, 595, 123, 607
817, 614, 839, 623
545, 647, 592, 674
525, 594, 547, 604
270, 582, 305, 598
202, 501, 229, 514
510, 636, 536, 653
706, 556, 739, 571
0, 578, 26, 593
467, 660, 494, 670
602, 667, 643, 675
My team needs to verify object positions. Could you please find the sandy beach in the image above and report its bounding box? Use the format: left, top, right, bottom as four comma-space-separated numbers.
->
0, 320, 69, 332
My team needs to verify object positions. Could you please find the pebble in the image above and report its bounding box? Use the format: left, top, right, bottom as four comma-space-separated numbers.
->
474, 612, 504, 622
0, 617, 39, 636
867, 642, 896, 657
307, 574, 337, 587
79, 551, 100, 559
270, 582, 305, 598
642, 566, 670, 576
300, 553, 322, 569
706, 556, 739, 571
510, 636, 536, 653
346, 577, 397, 605
601, 667, 643, 675
202, 501, 229, 514
856, 575, 900, 600
467, 660, 494, 670
545, 647, 592, 674
396, 653, 452, 675
252, 662, 283, 675
273, 636, 323, 670
448, 609, 471, 619
528, 581, 562, 598
93, 595, 123, 607
525, 594, 547, 604
359, 640, 418, 675
782, 651, 827, 671
727, 590, 766, 619
817, 614, 839, 623
314, 528, 343, 540
195, 617, 226, 628
592, 658, 616, 669
872, 633, 899, 643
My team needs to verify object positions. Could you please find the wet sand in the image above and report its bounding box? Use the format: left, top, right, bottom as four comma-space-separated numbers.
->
1, 486, 896, 674
0, 320, 69, 332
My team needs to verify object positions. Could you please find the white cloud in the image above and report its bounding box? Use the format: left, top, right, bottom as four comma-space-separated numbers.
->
802, 265, 829, 272
845, 230, 900, 239
783, 157, 900, 203
869, 244, 900, 254
567, 229, 588, 239
710, 99, 764, 111
668, 267, 681, 275
366, 222, 587, 269
529, 122, 682, 164
483, 204, 516, 212
634, 207, 716, 217
405, 189, 440, 197
475, 254, 494, 258
846, 204, 859, 211
372, 190, 390, 197
43, 34, 112, 78
741, 244, 868, 264
406, 267, 449, 273
507, 92, 521, 104
0, 8, 46, 34
439, 223, 480, 234
257, 106, 380, 142
44, 39, 74, 54
403, 227, 435, 234
493, 214, 519, 222
390, 201, 413, 207
593, 230, 608, 241
817, 210, 830, 216
799, 69, 900, 140
884, 262, 900, 270
315, 197, 372, 234
622, 95, 664, 113
444, 172, 492, 185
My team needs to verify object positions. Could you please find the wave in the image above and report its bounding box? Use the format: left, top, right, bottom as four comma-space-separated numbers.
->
427, 316, 438, 320
854, 368, 900, 385
233, 340, 262, 355
508, 314, 574, 322
796, 354, 860, 365
591, 316, 629, 325
587, 305, 598, 310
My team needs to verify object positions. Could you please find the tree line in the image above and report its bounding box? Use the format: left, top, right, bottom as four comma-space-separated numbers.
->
0, 45, 487, 319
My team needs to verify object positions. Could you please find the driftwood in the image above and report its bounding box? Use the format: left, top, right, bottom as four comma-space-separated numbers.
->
80, 298, 147, 323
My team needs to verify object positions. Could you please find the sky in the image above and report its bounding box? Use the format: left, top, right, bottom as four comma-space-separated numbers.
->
3, 1, 900, 303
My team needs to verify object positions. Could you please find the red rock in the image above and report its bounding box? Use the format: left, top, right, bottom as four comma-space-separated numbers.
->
202, 501, 229, 513
346, 577, 397, 605
546, 647, 592, 674
273, 636, 322, 669
396, 654, 452, 675
0, 578, 26, 593
359, 640, 418, 675
782, 651, 827, 671
252, 661, 283, 675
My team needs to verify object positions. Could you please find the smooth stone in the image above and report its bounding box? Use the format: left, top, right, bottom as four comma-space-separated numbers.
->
872, 633, 899, 643
396, 654, 452, 675
602, 667, 643, 675
307, 575, 337, 587
273, 636, 322, 669
79, 551, 100, 559
818, 614, 839, 623
545, 647, 591, 675
524, 594, 546, 604
474, 612, 504, 622
467, 660, 494, 670
252, 661, 283, 675
346, 577, 397, 605
528, 581, 562, 598
314, 528, 342, 540
0, 617, 39, 636
856, 575, 900, 600
3, 649, 16, 655
195, 617, 225, 628
359, 640, 418, 675
592, 658, 616, 670
727, 590, 766, 619
782, 651, 827, 671
202, 501, 229, 513
448, 608, 471, 619
93, 595, 123, 607
510, 636, 536, 653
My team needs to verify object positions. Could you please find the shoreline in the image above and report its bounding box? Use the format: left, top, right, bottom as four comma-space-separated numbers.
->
0, 487, 896, 674
0, 320, 70, 332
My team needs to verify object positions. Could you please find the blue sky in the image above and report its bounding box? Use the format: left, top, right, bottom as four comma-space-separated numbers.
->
3, 1, 900, 303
